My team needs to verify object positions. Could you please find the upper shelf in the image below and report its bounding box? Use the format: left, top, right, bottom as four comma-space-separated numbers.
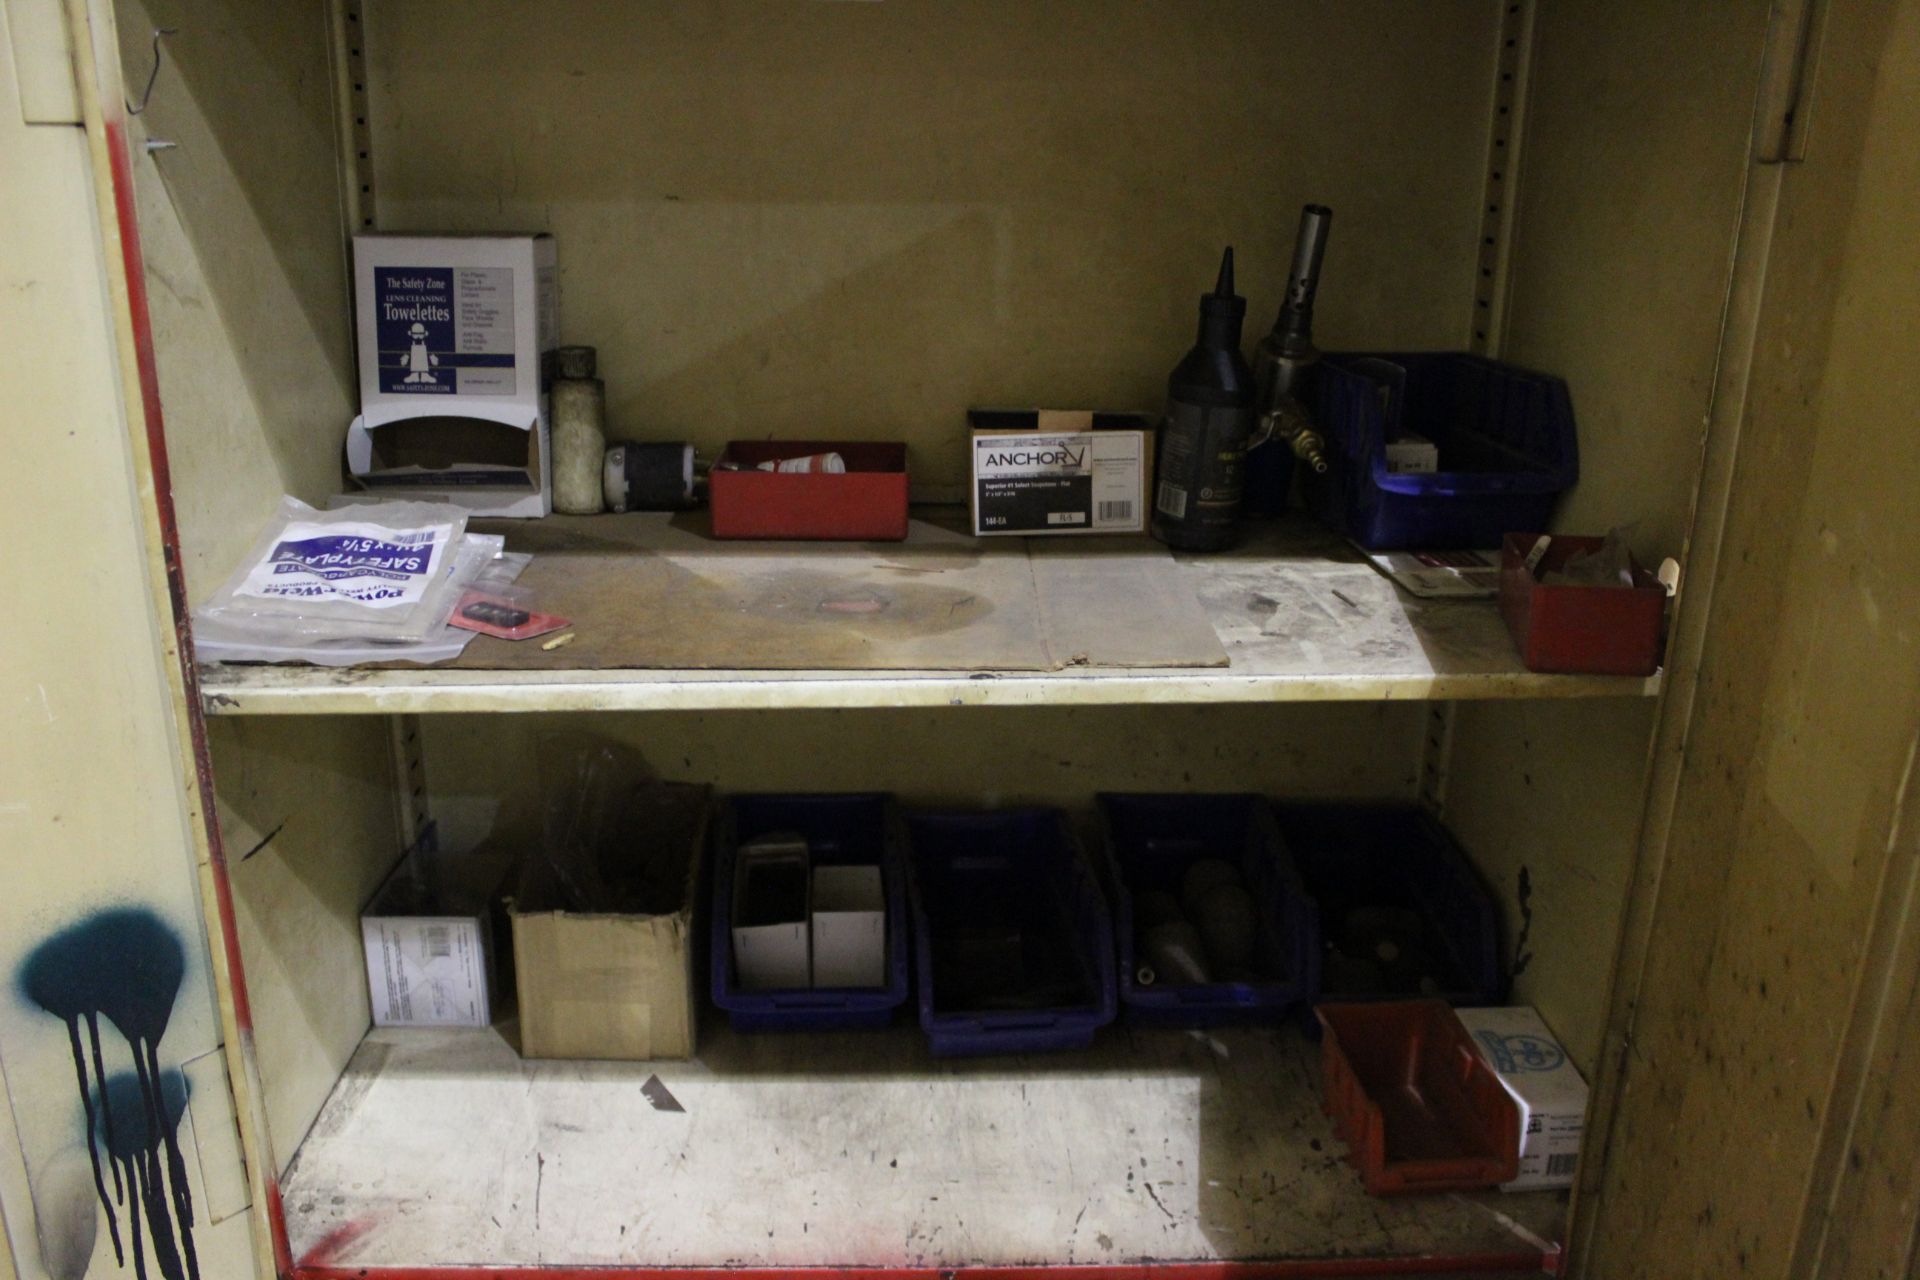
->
196, 513, 1660, 716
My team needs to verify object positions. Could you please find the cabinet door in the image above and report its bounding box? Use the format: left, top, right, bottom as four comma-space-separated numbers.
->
1578, 1, 1920, 1275
0, 6, 259, 1280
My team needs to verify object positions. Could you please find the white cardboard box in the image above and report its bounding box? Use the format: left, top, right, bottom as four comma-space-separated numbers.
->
347, 233, 558, 517
1457, 1006, 1589, 1190
361, 850, 505, 1028
1384, 431, 1439, 475
811, 865, 886, 988
968, 410, 1150, 535
732, 842, 812, 991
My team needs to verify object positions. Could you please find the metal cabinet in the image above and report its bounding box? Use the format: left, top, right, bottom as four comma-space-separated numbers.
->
4, 2, 1917, 1278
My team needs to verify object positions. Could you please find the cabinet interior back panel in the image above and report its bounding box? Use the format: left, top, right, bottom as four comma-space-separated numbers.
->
367, 0, 1500, 487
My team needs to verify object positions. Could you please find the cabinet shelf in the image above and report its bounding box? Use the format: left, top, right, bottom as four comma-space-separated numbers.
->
280, 1024, 1563, 1276
197, 514, 1659, 716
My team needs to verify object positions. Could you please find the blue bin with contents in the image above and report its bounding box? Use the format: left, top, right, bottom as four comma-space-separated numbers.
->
1271, 803, 1504, 1006
904, 808, 1117, 1056
1307, 352, 1578, 549
710, 793, 910, 1031
1097, 793, 1315, 1027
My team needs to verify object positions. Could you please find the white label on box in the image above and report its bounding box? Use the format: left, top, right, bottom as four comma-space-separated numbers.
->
363, 916, 490, 1027
1457, 1006, 1589, 1191
237, 519, 455, 609
374, 265, 517, 397
1384, 432, 1439, 475
974, 432, 1145, 534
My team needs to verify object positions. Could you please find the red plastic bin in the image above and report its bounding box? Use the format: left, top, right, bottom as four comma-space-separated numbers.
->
1500, 532, 1667, 676
1315, 999, 1520, 1196
709, 441, 909, 541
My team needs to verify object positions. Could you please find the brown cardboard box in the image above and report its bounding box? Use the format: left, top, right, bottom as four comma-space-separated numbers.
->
509, 784, 707, 1061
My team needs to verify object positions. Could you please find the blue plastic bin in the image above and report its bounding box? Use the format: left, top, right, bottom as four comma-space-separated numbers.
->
1097, 794, 1315, 1027
710, 794, 910, 1031
1271, 803, 1505, 1006
1307, 352, 1578, 549
904, 809, 1117, 1057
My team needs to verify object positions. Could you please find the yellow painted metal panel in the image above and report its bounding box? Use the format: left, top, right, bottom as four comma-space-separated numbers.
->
110, 0, 355, 591
365, 0, 1503, 491
0, 5, 257, 1279
1579, 0, 1920, 1274
1436, 0, 1772, 1087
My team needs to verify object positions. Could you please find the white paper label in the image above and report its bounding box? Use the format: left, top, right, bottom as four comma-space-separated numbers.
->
364, 916, 489, 1026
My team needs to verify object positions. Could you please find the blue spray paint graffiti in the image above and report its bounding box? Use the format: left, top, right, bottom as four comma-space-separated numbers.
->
18, 907, 198, 1280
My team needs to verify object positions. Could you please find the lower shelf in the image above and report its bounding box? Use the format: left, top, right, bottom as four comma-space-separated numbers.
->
278, 1023, 1565, 1276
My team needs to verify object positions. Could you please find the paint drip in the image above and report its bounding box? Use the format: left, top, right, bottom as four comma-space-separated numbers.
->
18, 908, 197, 1280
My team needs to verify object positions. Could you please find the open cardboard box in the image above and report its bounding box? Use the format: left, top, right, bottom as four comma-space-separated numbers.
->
507, 784, 708, 1061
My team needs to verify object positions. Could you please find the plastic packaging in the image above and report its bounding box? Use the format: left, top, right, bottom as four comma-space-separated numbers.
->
532, 735, 681, 914
195, 550, 527, 666
200, 497, 469, 623
195, 496, 489, 649
448, 582, 570, 641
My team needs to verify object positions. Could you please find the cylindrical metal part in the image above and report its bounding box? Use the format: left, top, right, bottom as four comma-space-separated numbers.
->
1278, 204, 1332, 334
603, 442, 700, 512
553, 344, 598, 381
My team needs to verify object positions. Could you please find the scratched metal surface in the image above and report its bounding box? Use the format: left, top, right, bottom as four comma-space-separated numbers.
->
279, 1023, 1564, 1269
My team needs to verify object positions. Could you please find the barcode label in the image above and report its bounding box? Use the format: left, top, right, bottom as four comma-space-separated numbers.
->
1155, 482, 1187, 519
1545, 1154, 1578, 1177
423, 925, 451, 960
1097, 500, 1133, 523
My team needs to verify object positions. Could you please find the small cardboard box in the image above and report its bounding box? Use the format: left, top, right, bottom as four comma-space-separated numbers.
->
348, 233, 559, 517
811, 864, 886, 989
1383, 432, 1439, 475
1457, 1005, 1589, 1191
361, 844, 510, 1029
731, 838, 812, 991
968, 410, 1151, 536
509, 785, 708, 1061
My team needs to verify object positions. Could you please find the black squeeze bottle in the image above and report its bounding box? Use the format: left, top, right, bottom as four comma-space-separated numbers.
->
1151, 248, 1256, 552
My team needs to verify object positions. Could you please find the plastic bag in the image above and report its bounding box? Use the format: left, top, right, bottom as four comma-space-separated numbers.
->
195, 550, 529, 666
1543, 526, 1637, 588
195, 492, 506, 646
530, 735, 706, 914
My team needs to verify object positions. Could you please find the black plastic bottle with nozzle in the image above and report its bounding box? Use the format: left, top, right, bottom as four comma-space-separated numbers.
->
1151, 247, 1256, 552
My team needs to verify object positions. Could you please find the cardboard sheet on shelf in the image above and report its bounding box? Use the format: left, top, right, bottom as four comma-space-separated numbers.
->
446, 512, 1226, 672
1028, 536, 1230, 669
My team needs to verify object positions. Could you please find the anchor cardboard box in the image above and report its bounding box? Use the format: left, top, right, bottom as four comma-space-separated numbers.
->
347, 234, 558, 517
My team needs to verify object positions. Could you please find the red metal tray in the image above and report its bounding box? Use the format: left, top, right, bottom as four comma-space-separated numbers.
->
710, 441, 909, 541
1500, 532, 1667, 676
1316, 999, 1520, 1196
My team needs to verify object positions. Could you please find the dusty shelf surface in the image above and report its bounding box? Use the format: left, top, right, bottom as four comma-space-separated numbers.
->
199, 513, 1659, 715
278, 1023, 1564, 1273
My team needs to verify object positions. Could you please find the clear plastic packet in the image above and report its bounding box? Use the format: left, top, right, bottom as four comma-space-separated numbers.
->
194, 548, 530, 666
448, 584, 571, 641
196, 496, 470, 629
197, 532, 508, 649
1542, 525, 1638, 588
